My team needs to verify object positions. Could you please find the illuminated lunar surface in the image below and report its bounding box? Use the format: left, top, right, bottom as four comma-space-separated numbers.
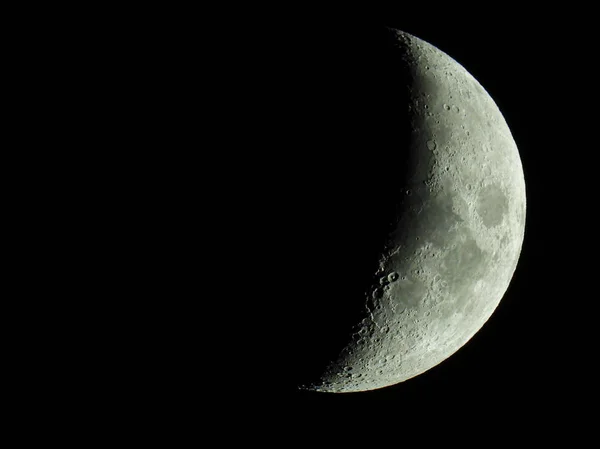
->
301, 28, 526, 393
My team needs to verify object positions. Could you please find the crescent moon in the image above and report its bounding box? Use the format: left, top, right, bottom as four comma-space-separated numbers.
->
300, 28, 527, 393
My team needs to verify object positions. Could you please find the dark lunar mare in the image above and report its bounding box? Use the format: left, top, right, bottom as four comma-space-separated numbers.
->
254, 26, 418, 390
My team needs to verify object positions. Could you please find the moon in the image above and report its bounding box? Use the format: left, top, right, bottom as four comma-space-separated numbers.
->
298, 28, 526, 393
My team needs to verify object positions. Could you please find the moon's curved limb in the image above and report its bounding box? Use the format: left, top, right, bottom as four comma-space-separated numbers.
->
301, 28, 526, 393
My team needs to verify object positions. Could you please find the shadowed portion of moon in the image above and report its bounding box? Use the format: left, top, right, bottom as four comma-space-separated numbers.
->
262, 27, 417, 389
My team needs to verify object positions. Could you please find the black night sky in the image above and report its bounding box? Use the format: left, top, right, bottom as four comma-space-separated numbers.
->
23, 3, 600, 444
234, 10, 596, 423
111, 6, 596, 437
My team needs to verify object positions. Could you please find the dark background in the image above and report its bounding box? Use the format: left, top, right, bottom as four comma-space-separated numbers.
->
82, 6, 597, 436
16, 4, 597, 443
221, 10, 597, 421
